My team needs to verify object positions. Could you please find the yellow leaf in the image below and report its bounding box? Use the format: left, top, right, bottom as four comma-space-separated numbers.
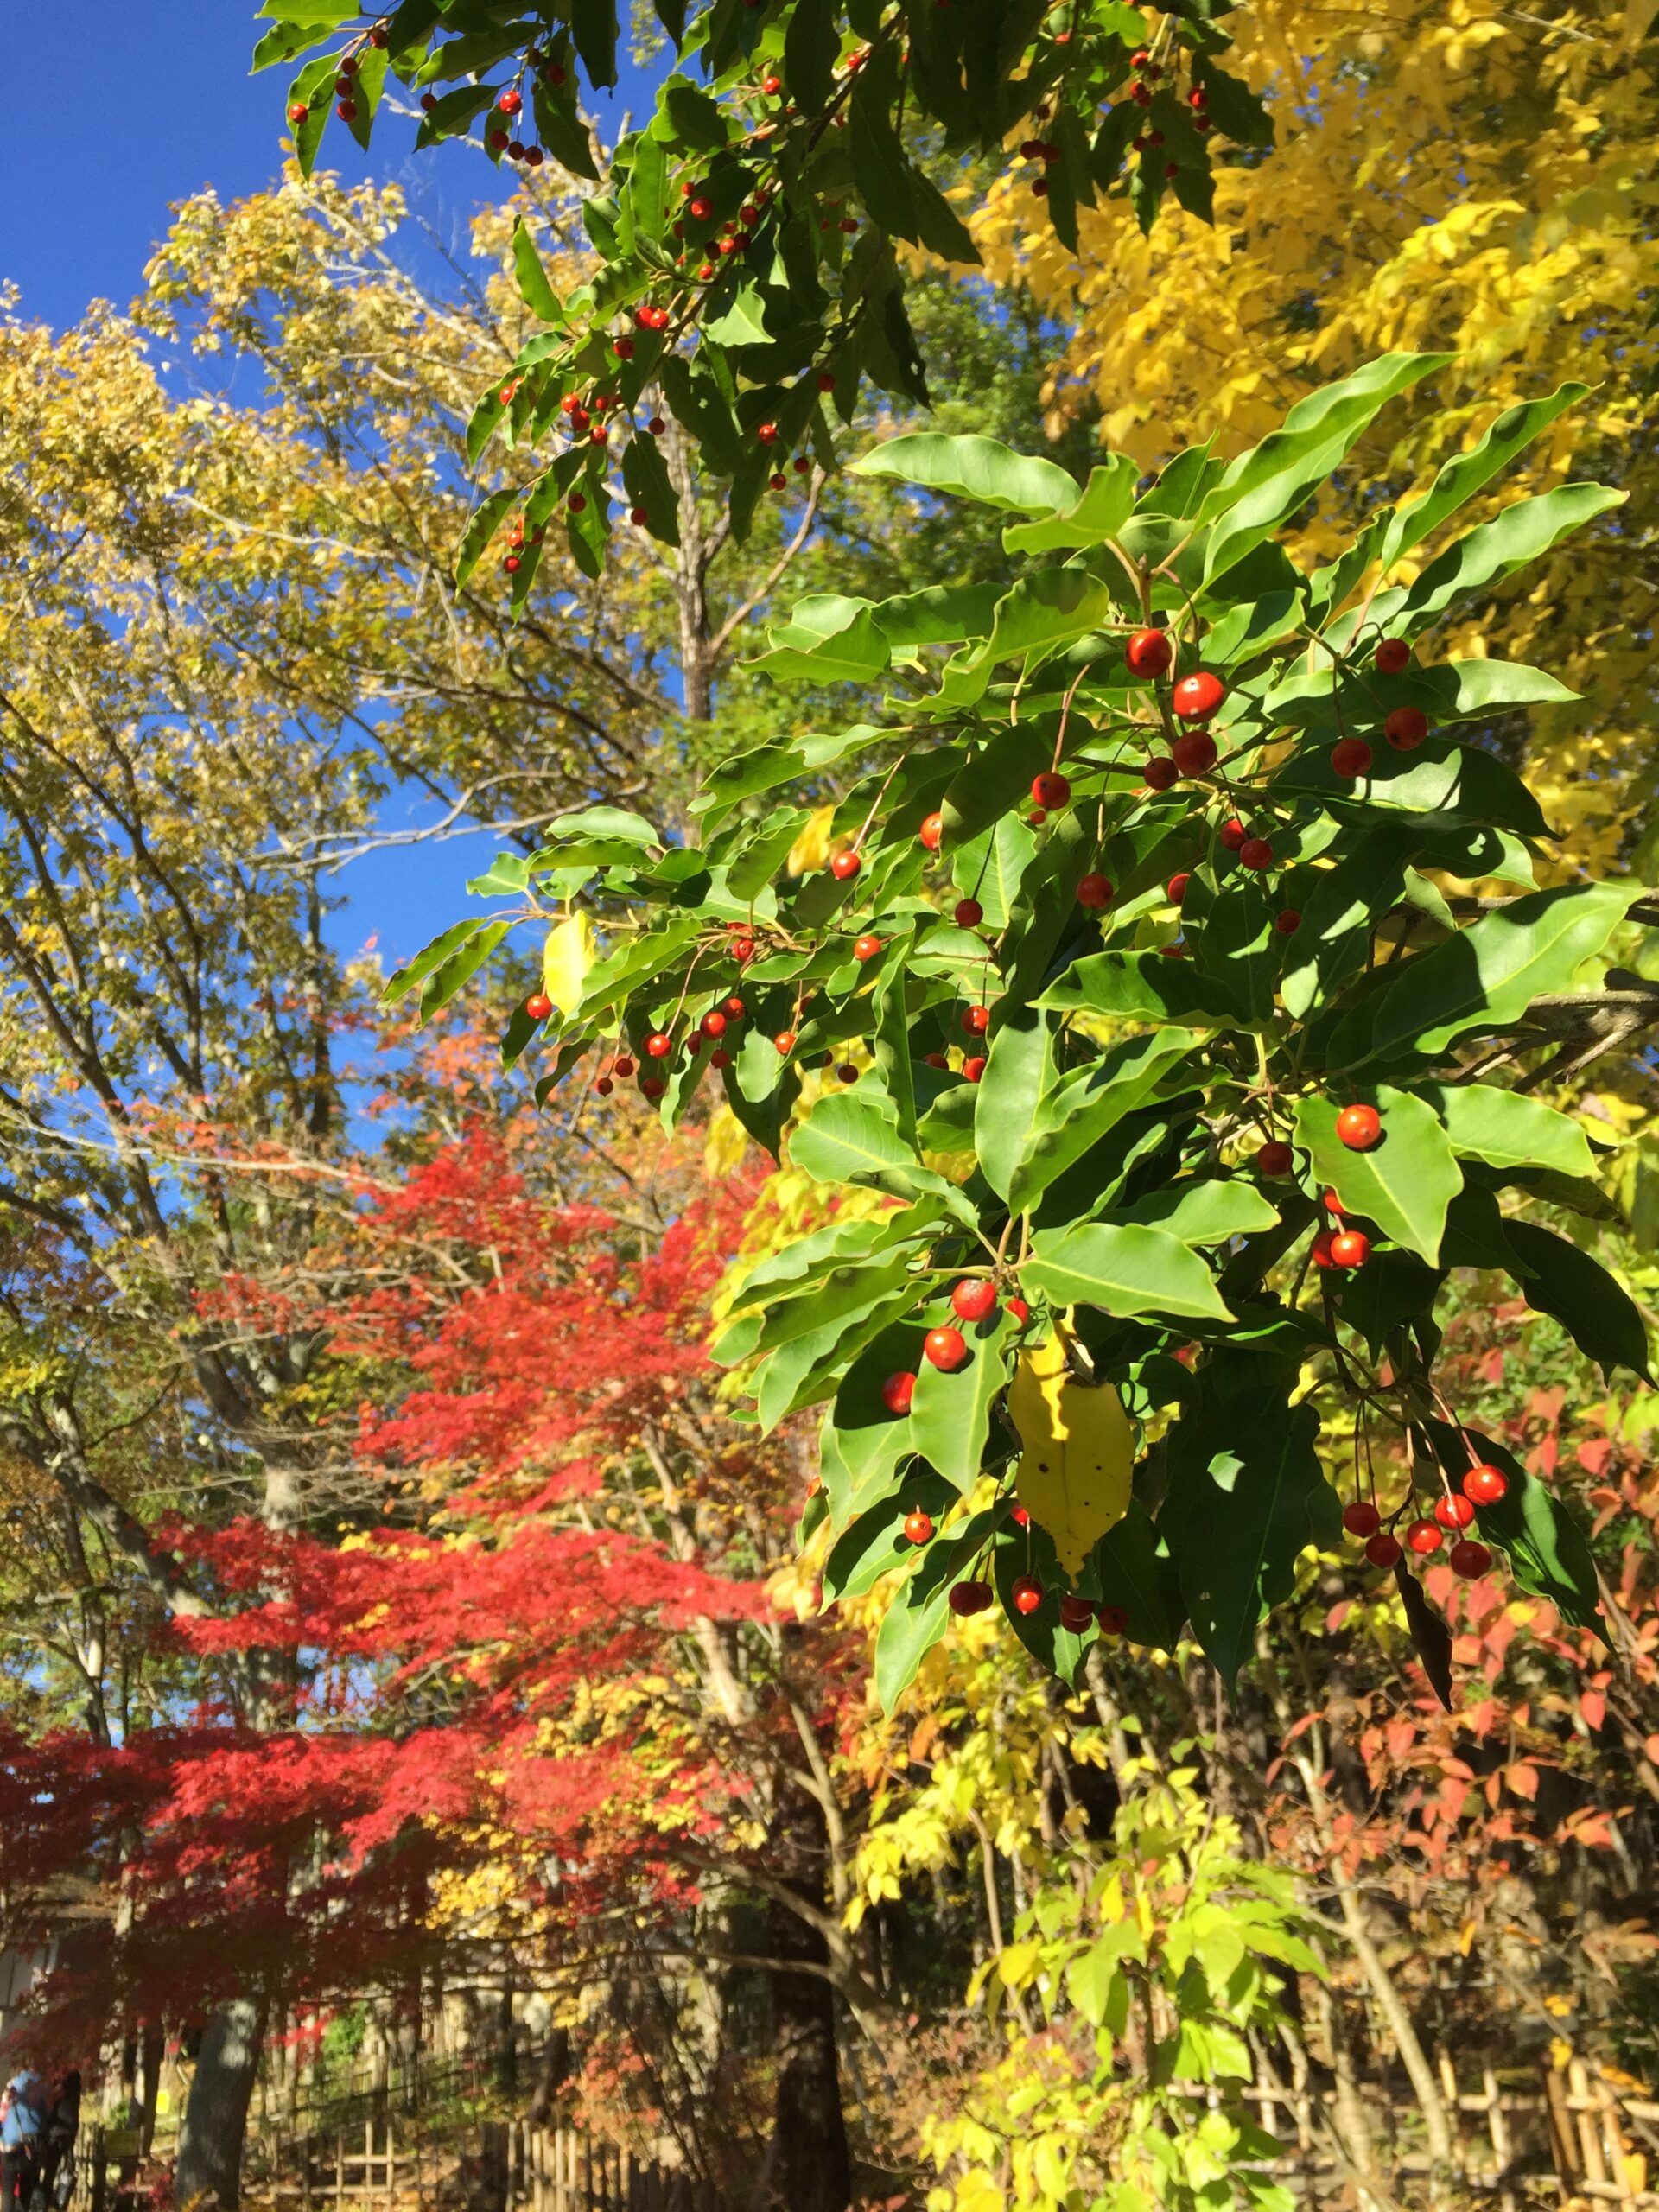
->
703, 1103, 749, 1179
786, 803, 838, 876
542, 912, 594, 1013
1008, 1320, 1132, 1578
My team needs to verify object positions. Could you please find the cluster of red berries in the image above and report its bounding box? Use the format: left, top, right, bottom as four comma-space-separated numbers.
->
946, 1574, 1128, 1631
501, 515, 546, 576
1311, 1186, 1370, 1272
1325, 639, 1430, 779
1019, 134, 1062, 198
1342, 1460, 1508, 1580
879, 1281, 1033, 1414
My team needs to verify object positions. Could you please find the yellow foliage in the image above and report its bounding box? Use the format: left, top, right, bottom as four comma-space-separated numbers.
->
786, 802, 840, 875
969, 0, 1657, 880
1008, 1321, 1133, 1578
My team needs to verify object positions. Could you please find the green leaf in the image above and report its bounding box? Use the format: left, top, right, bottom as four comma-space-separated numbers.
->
571, 0, 620, 86
1113, 1179, 1281, 1247
1008, 1029, 1199, 1212
874, 1555, 955, 1711
538, 804, 659, 848
871, 581, 1001, 652
909, 1310, 1015, 1491
1023, 1223, 1234, 1323
785, 0, 839, 108
1169, 1394, 1337, 1690
1269, 738, 1550, 842
417, 921, 512, 1024
939, 725, 1051, 848
454, 486, 518, 587
1395, 483, 1626, 625
1425, 1419, 1606, 1638
1374, 384, 1591, 575
791, 1091, 948, 1203
823, 1468, 958, 1601
1291, 1085, 1462, 1262
975, 1006, 1052, 1202
1200, 353, 1450, 586
1339, 1249, 1444, 1357
850, 433, 1077, 515
1089, 1502, 1185, 1649
381, 918, 493, 1007
1502, 1223, 1651, 1382
620, 432, 681, 549
1039, 950, 1250, 1028
512, 217, 563, 321
1277, 827, 1413, 1019
1416, 1083, 1595, 1180
1001, 455, 1139, 554
750, 603, 892, 685
1363, 881, 1637, 1064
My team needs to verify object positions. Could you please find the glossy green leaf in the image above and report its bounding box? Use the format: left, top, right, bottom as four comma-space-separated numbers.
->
1008, 1029, 1198, 1211
975, 1005, 1052, 1202
1363, 880, 1636, 1063
1502, 1223, 1651, 1382
1112, 1179, 1281, 1247
1023, 1223, 1234, 1323
1417, 1083, 1596, 1180
1001, 455, 1139, 555
908, 1309, 1015, 1491
850, 434, 1078, 515
874, 1553, 956, 1711
1292, 1085, 1462, 1261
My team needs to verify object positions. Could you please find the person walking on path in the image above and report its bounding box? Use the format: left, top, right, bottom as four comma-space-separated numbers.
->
35, 2071, 79, 2209
0, 2069, 46, 2207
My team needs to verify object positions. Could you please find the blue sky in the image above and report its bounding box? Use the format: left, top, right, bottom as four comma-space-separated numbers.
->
0, 3, 656, 969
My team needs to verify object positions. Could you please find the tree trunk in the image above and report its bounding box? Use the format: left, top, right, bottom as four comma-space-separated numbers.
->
763, 1790, 851, 2212
175, 1992, 268, 2210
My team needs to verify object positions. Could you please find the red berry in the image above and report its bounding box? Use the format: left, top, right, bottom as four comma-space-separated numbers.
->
924, 1052, 948, 1070
630, 505, 649, 525
763, 73, 782, 92
648, 417, 665, 435
1143, 755, 1179, 791
1058, 1594, 1095, 1631
690, 196, 713, 220
1096, 1602, 1128, 1635
1257, 1140, 1295, 1179
1385, 705, 1429, 751
1219, 817, 1247, 851
1032, 771, 1071, 810
1329, 1229, 1370, 1268
961, 1004, 990, 1036
925, 1325, 968, 1371
1375, 638, 1411, 674
595, 1073, 614, 1096
1322, 1186, 1346, 1216
498, 88, 523, 114
524, 992, 553, 1022
420, 92, 438, 111
818, 372, 836, 391
641, 1076, 665, 1098
954, 898, 984, 928
836, 1063, 859, 1084
919, 811, 944, 851
1336, 1103, 1382, 1151
1462, 1464, 1509, 1508
723, 995, 747, 1019
1027, 809, 1047, 827
1172, 671, 1224, 721
1010, 1505, 1030, 1528
504, 555, 521, 574
1011, 1577, 1043, 1617
730, 938, 755, 964
1405, 1518, 1443, 1557
1275, 909, 1302, 935
1032, 179, 1049, 198
950, 1579, 993, 1616
1331, 737, 1373, 779
488, 129, 509, 149
1365, 1532, 1403, 1570
644, 1032, 673, 1059
1171, 731, 1218, 777
951, 1278, 998, 1324
903, 1509, 935, 1545
289, 103, 310, 124
1449, 1539, 1493, 1580
1238, 837, 1272, 871
1077, 873, 1114, 910
1007, 1297, 1030, 1328
1188, 86, 1207, 108
757, 420, 779, 443
699, 1009, 727, 1039
336, 99, 358, 121
1125, 626, 1173, 678
611, 1054, 636, 1078
710, 1049, 730, 1068
774, 1029, 796, 1056
881, 1372, 916, 1415
830, 850, 861, 880
854, 933, 882, 962
963, 1056, 986, 1082
569, 493, 586, 512
1311, 1228, 1338, 1270
1166, 871, 1191, 905
1434, 1493, 1476, 1530
1343, 1500, 1382, 1539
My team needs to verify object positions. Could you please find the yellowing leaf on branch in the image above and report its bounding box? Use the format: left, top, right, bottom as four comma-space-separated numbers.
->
786, 804, 839, 875
1008, 1320, 1133, 1577
542, 911, 594, 1012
